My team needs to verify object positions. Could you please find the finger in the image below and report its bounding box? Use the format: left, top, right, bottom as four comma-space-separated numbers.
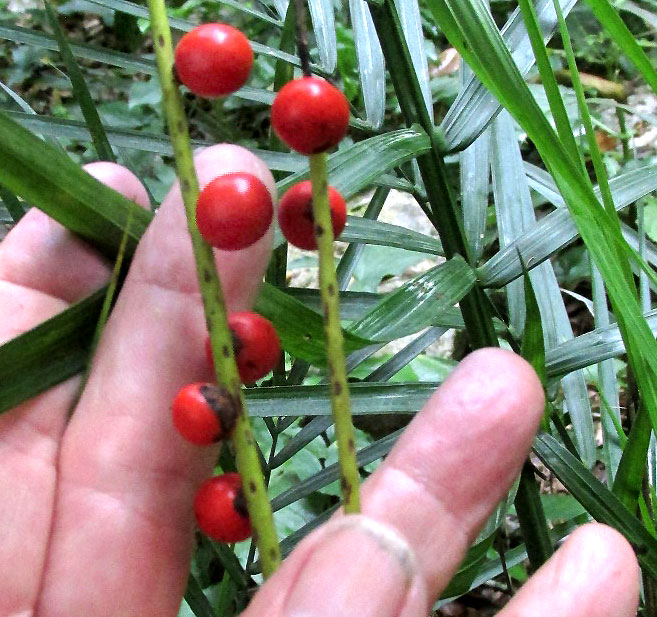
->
36, 144, 275, 617
0, 162, 149, 306
498, 523, 639, 617
243, 348, 545, 617
0, 162, 150, 617
361, 348, 545, 596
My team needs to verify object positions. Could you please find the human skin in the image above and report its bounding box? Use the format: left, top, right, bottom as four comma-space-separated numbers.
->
0, 145, 640, 617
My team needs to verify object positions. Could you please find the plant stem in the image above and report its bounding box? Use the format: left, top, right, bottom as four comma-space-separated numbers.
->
369, 0, 497, 350
146, 0, 280, 577
309, 153, 361, 513
515, 463, 553, 571
292, 0, 312, 77
616, 107, 631, 161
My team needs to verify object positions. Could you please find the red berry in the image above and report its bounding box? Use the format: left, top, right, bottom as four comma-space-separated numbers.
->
172, 383, 236, 445
271, 77, 350, 154
278, 181, 347, 250
196, 173, 273, 250
194, 473, 252, 543
174, 23, 253, 97
230, 312, 281, 383
205, 312, 281, 383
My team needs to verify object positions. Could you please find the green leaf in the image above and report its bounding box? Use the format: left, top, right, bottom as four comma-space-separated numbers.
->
534, 432, 657, 579
459, 99, 490, 264
424, 0, 657, 517
440, 0, 578, 151
0, 22, 157, 73
481, 164, 657, 287
582, 0, 657, 96
44, 0, 115, 162
337, 186, 390, 290
270, 428, 403, 511
0, 290, 104, 414
514, 464, 553, 570
0, 184, 26, 223
438, 518, 582, 604
276, 128, 432, 198
308, 0, 337, 73
490, 110, 594, 466
546, 307, 657, 378
6, 110, 304, 172
0, 281, 375, 414
273, 216, 443, 256
255, 283, 372, 366
183, 573, 218, 617
520, 262, 546, 384
350, 256, 477, 341
0, 111, 151, 259
349, 0, 385, 128
349, 244, 426, 293
245, 382, 437, 418
340, 216, 443, 255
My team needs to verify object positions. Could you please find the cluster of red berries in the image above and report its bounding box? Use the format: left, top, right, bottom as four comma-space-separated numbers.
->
172, 21, 351, 544
172, 311, 279, 543
174, 23, 349, 253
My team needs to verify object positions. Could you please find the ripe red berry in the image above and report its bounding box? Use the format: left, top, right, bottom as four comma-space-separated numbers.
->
205, 312, 281, 383
278, 181, 347, 250
172, 383, 236, 445
196, 173, 273, 250
271, 77, 350, 154
174, 23, 253, 98
194, 473, 252, 543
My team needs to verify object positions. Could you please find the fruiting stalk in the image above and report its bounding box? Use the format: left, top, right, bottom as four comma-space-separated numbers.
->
146, 0, 281, 576
309, 153, 361, 513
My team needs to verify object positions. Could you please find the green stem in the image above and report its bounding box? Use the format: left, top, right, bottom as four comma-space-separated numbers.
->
309, 153, 361, 513
369, 0, 497, 350
616, 107, 632, 162
515, 463, 554, 570
146, 0, 280, 577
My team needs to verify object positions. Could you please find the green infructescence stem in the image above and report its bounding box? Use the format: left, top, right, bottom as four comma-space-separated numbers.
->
309, 153, 361, 513
146, 0, 281, 577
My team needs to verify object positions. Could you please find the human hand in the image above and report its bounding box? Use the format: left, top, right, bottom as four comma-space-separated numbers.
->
0, 145, 639, 617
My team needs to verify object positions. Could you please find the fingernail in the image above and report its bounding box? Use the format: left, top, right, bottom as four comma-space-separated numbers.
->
282, 516, 417, 617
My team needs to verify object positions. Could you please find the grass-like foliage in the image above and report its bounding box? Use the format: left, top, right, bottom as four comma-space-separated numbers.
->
1, 0, 657, 612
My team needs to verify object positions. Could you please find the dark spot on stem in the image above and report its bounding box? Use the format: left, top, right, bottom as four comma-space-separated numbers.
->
269, 548, 278, 560
327, 284, 335, 296
333, 381, 342, 396
157, 34, 165, 47
181, 178, 190, 193
222, 345, 230, 358
348, 438, 355, 453
249, 480, 257, 494
341, 476, 352, 502
202, 268, 212, 283
314, 224, 325, 237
